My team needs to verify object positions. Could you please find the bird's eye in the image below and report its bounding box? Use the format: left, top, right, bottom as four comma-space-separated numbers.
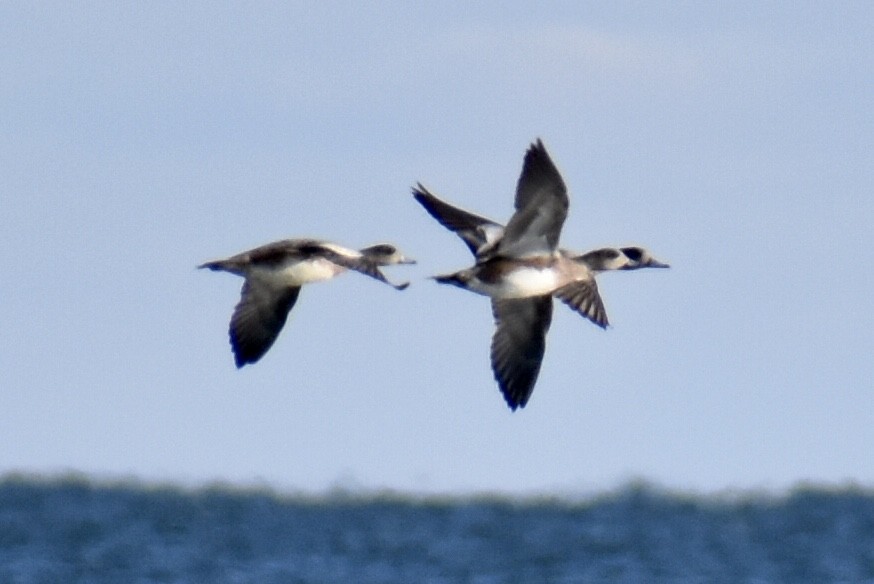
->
622, 247, 643, 261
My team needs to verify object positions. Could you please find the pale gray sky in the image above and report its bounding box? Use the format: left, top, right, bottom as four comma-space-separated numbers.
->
2, 2, 872, 494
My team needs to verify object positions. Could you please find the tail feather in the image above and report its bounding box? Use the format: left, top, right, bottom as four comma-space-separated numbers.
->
198, 260, 227, 271
198, 260, 244, 275
433, 273, 465, 287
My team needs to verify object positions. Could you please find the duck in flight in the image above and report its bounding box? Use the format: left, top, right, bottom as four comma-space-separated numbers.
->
414, 139, 668, 411
200, 239, 414, 368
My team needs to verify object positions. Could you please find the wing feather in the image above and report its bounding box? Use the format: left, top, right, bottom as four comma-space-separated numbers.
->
498, 140, 569, 257
490, 296, 553, 410
553, 281, 609, 329
229, 282, 301, 367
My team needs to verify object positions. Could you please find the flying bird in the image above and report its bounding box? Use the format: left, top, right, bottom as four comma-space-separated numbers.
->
414, 139, 668, 410
200, 239, 414, 368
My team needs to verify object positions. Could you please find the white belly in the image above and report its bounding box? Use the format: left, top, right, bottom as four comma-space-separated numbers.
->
256, 258, 344, 286
474, 268, 559, 299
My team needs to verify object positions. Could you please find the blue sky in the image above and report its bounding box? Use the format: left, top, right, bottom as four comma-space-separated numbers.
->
2, 2, 872, 495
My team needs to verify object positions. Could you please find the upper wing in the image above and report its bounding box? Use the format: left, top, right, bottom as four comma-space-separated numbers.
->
497, 139, 569, 257
229, 282, 302, 367
552, 280, 609, 329
412, 183, 505, 257
513, 138, 568, 211
314, 247, 409, 290
490, 296, 554, 411
199, 239, 319, 274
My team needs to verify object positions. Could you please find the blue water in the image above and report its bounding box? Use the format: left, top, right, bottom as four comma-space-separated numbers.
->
2, 476, 873, 583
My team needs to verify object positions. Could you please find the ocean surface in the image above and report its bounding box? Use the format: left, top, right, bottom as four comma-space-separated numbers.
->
2, 476, 873, 583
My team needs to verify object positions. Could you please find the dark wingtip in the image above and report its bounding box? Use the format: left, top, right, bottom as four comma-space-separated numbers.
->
502, 391, 525, 412
395, 282, 410, 291
412, 184, 437, 209
411, 182, 429, 198
231, 334, 259, 369
233, 350, 261, 368
497, 378, 529, 412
